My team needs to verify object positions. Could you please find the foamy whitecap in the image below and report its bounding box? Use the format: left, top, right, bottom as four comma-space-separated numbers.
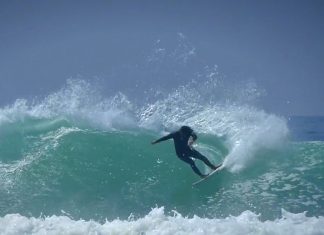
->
0, 207, 323, 235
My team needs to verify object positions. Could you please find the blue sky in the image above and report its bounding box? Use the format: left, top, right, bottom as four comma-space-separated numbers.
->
0, 0, 323, 116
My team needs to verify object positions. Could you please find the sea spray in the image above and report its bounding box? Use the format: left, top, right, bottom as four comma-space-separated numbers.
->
138, 81, 289, 172
0, 80, 137, 130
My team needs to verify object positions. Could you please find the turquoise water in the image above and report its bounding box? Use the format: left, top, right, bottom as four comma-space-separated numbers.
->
0, 80, 323, 234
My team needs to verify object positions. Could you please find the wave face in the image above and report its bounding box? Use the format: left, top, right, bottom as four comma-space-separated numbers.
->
0, 80, 323, 234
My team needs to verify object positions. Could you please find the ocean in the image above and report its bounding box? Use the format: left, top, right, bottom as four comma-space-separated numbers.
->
0, 80, 323, 235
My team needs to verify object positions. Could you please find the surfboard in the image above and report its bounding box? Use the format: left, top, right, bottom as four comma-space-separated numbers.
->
192, 164, 224, 186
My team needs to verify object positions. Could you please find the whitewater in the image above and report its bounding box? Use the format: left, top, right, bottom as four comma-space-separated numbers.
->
0, 80, 323, 235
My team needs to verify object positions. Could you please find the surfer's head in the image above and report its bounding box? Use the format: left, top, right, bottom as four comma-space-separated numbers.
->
179, 126, 197, 142
179, 126, 193, 137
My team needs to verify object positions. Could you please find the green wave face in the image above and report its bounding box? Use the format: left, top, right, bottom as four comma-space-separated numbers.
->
0, 117, 323, 221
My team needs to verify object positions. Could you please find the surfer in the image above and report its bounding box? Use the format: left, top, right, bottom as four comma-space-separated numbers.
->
151, 126, 221, 178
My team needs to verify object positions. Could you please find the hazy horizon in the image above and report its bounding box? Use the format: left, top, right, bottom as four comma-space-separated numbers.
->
1, 0, 324, 116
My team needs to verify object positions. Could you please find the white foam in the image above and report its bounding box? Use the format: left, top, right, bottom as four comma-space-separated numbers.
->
0, 208, 323, 235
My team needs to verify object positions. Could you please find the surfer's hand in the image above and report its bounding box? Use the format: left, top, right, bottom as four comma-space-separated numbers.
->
151, 141, 157, 145
188, 136, 195, 147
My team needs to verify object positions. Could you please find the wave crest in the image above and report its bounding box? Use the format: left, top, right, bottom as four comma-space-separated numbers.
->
0, 208, 323, 235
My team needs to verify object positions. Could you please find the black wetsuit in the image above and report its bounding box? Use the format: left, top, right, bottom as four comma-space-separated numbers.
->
153, 127, 216, 177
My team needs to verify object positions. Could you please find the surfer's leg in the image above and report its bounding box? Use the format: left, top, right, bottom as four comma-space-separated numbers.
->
179, 155, 207, 177
191, 149, 217, 170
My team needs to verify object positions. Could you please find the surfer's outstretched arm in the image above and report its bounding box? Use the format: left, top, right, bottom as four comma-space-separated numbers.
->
151, 133, 174, 144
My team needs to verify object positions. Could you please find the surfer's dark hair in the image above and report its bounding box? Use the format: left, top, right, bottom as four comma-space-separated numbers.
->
179, 126, 193, 135
180, 126, 197, 141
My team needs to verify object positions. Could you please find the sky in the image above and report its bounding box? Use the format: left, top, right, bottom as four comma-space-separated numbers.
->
0, 0, 323, 116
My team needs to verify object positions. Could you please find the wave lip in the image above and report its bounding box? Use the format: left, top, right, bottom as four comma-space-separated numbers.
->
0, 80, 137, 131
0, 208, 323, 235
